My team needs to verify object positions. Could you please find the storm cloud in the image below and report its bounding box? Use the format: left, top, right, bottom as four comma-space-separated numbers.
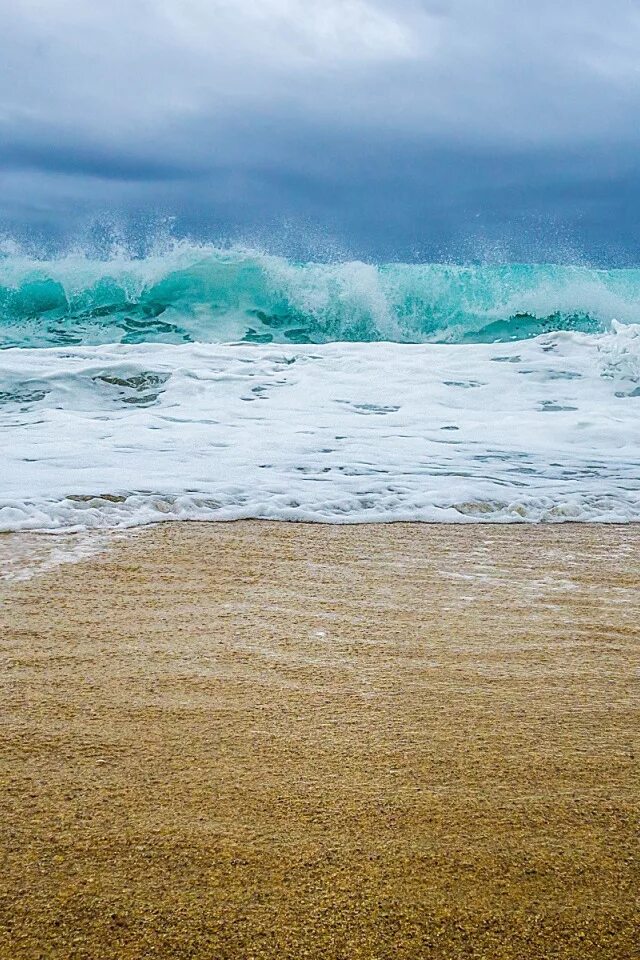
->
1, 0, 640, 259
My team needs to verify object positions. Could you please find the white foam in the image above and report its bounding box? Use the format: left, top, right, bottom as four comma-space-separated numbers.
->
0, 530, 119, 581
1, 325, 639, 531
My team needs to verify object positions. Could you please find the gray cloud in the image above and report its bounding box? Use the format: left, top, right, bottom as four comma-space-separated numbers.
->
1, 1, 640, 258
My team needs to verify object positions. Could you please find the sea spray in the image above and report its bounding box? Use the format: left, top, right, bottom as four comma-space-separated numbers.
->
3, 244, 640, 349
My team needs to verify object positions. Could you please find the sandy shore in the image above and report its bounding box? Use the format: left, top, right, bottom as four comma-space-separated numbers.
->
1, 521, 638, 959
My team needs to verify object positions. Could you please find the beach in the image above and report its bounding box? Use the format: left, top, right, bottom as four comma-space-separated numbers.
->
1, 520, 638, 959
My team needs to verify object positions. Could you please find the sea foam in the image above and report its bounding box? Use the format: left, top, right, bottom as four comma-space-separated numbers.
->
1, 321, 639, 530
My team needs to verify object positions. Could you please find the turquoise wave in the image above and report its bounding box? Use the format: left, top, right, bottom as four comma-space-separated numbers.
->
1, 245, 639, 347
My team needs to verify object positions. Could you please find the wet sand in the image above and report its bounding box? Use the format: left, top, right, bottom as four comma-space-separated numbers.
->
1, 522, 638, 959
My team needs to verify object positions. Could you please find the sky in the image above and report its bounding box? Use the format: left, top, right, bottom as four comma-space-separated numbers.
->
1, 0, 640, 261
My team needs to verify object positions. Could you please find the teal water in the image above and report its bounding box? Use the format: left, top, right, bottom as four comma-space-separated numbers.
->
2, 243, 640, 531
1, 246, 639, 348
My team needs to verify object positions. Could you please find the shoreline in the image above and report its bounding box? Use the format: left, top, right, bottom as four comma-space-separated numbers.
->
2, 517, 640, 583
1, 521, 638, 958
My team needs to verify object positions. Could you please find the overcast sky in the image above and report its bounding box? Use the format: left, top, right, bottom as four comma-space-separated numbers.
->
1, 0, 640, 260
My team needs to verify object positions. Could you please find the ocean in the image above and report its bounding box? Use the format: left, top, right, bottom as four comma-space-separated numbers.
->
1, 243, 639, 531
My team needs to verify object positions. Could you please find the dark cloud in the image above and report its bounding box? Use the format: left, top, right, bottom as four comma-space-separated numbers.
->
1, 1, 639, 260
0, 136, 199, 182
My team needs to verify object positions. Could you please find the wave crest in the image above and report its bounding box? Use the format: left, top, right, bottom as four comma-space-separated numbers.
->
2, 243, 640, 348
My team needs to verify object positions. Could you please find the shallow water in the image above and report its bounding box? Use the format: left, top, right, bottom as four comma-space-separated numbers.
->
1, 245, 639, 530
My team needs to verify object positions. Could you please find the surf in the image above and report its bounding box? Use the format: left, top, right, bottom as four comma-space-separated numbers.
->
2, 323, 639, 531
2, 243, 640, 348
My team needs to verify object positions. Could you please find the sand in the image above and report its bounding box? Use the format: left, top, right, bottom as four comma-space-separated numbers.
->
0, 521, 638, 959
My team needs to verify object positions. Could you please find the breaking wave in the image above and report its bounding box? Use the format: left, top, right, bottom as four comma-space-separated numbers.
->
2, 240, 639, 534
2, 243, 640, 348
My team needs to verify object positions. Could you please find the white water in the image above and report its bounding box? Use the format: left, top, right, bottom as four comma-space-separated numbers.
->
1, 323, 639, 531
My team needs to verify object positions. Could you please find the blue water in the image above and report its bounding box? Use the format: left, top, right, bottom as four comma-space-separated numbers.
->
2, 244, 639, 349
2, 243, 639, 533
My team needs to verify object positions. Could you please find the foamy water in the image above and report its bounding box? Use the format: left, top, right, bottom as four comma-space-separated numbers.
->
1, 257, 639, 530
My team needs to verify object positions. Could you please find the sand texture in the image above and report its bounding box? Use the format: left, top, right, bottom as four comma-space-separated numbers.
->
1, 521, 638, 959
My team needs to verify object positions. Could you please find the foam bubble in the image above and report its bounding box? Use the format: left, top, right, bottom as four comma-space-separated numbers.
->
1, 325, 639, 531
